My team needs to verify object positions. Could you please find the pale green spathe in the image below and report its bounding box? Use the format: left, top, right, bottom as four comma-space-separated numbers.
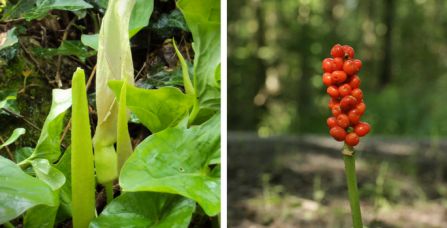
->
93, 0, 136, 185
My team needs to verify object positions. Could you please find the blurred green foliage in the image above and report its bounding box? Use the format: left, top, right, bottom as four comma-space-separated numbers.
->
228, 0, 447, 137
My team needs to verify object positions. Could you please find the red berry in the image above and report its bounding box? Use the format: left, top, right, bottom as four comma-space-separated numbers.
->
328, 98, 340, 110
348, 108, 361, 124
330, 126, 347, 141
331, 70, 347, 84
338, 83, 352, 97
322, 58, 333, 73
332, 104, 344, 117
327, 117, 338, 128
343, 60, 358, 75
342, 45, 354, 59
353, 59, 362, 71
345, 133, 360, 146
340, 95, 358, 111
327, 85, 340, 99
348, 76, 361, 89
351, 88, 363, 101
323, 73, 333, 86
332, 57, 343, 71
331, 44, 345, 58
354, 122, 370, 137
337, 114, 350, 128
355, 103, 366, 115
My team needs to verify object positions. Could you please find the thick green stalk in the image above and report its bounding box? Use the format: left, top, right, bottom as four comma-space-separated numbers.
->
342, 143, 363, 228
117, 79, 133, 175
188, 99, 200, 127
105, 182, 114, 204
71, 68, 96, 228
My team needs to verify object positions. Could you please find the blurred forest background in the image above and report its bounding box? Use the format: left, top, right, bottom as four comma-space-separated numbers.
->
228, 0, 447, 138
228, 0, 447, 227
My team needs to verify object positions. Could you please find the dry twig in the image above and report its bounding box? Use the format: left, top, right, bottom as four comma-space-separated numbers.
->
54, 16, 78, 88
0, 135, 15, 162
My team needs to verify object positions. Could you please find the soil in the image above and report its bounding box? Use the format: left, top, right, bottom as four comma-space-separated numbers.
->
228, 132, 447, 228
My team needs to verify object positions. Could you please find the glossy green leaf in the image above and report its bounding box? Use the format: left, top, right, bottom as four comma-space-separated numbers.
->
14, 25, 28, 35
19, 89, 72, 166
0, 96, 16, 110
23, 157, 66, 227
93, 0, 135, 186
14, 147, 36, 176
72, 9, 87, 19
0, 156, 58, 224
135, 62, 193, 89
23, 202, 59, 228
30, 159, 66, 191
108, 81, 194, 133
0, 128, 25, 150
178, 0, 221, 125
85, 0, 108, 13
149, 10, 190, 38
0, 27, 19, 63
23, 0, 93, 21
81, 34, 99, 51
54, 147, 72, 223
214, 63, 221, 89
0, 96, 17, 108
2, 0, 37, 20
167, 62, 194, 87
120, 112, 221, 216
0, 89, 20, 115
32, 40, 96, 63
129, 111, 140, 124
90, 192, 195, 228
15, 147, 34, 164
173, 110, 189, 130
128, 0, 154, 38
167, 10, 190, 32
0, 28, 18, 50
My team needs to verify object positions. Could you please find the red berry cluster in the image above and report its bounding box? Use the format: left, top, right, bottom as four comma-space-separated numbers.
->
323, 44, 370, 146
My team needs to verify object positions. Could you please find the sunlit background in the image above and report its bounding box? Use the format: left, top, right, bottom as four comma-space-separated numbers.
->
228, 0, 447, 227
228, 0, 447, 138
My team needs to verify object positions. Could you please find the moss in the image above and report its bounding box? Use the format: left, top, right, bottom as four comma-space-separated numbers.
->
0, 53, 53, 156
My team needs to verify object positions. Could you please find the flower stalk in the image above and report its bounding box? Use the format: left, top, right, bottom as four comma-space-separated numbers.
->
342, 143, 363, 228
71, 68, 96, 228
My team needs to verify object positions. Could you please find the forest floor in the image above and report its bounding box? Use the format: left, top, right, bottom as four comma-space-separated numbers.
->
228, 132, 447, 228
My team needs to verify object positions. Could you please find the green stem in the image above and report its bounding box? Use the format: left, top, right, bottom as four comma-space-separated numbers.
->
23, 76, 27, 92
105, 182, 114, 204
343, 143, 363, 228
89, 11, 99, 34
17, 159, 31, 169
3, 221, 15, 228
187, 99, 199, 127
